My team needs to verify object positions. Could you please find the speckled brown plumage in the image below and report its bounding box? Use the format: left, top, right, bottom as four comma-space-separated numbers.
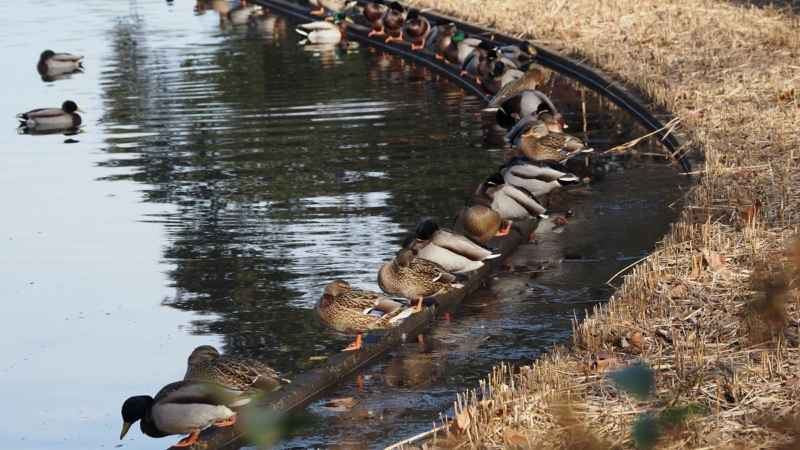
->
514, 119, 593, 162
453, 193, 502, 244
184, 345, 287, 392
486, 64, 552, 108
314, 279, 414, 350
378, 248, 463, 312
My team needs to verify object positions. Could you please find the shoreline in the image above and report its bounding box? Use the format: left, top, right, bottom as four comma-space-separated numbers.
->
398, 0, 800, 447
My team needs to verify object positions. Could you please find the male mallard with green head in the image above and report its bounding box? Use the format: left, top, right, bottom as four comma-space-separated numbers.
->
184, 345, 289, 393
402, 219, 499, 274
17, 100, 84, 129
119, 380, 253, 447
378, 248, 463, 313
444, 30, 481, 64
314, 279, 414, 351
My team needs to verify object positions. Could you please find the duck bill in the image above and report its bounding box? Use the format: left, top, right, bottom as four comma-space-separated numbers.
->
76, 107, 86, 113
120, 421, 133, 439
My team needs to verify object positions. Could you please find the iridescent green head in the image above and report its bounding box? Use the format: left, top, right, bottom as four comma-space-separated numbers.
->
451, 31, 466, 43
40, 50, 55, 60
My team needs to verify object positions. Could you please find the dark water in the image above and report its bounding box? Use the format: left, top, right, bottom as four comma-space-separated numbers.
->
0, 1, 686, 448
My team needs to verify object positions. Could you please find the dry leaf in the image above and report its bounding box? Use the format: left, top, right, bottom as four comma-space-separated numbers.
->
321, 397, 358, 411
630, 332, 644, 349
739, 200, 762, 223
647, 279, 656, 289
452, 403, 471, 435
669, 283, 686, 299
704, 429, 723, 444
785, 376, 799, 386
506, 429, 530, 448
595, 358, 619, 371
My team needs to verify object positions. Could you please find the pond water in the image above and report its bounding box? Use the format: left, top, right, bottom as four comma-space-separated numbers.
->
0, 0, 687, 448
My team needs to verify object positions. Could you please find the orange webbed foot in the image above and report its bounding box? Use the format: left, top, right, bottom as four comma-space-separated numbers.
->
171, 431, 200, 448
495, 221, 512, 237
412, 297, 424, 313
435, 54, 444, 60
342, 333, 363, 351
368, 27, 385, 37
310, 7, 325, 15
214, 414, 237, 427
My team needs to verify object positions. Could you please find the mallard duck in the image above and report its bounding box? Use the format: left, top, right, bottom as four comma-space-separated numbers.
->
378, 248, 463, 313
184, 345, 289, 392
484, 172, 547, 236
296, 12, 349, 45
119, 380, 253, 448
501, 156, 580, 204
309, 0, 355, 15
495, 90, 561, 128
382, 1, 406, 43
499, 41, 537, 67
247, 10, 287, 38
37, 50, 84, 80
363, 0, 387, 36
511, 117, 593, 163
505, 111, 565, 145
480, 61, 524, 96
426, 19, 457, 60
444, 31, 481, 64
460, 41, 496, 77
453, 194, 502, 244
17, 100, 84, 129
486, 64, 551, 108
403, 9, 429, 50
402, 219, 499, 274
314, 279, 414, 351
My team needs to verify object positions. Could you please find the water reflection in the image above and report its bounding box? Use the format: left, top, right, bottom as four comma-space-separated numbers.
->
0, 0, 685, 447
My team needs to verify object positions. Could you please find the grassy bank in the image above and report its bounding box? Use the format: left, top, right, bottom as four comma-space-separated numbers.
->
397, 0, 800, 447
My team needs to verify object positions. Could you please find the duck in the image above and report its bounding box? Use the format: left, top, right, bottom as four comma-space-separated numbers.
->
314, 279, 414, 351
119, 380, 253, 448
459, 40, 495, 76
484, 172, 548, 236
402, 219, 499, 274
480, 61, 524, 96
426, 19, 457, 60
504, 110, 565, 145
16, 100, 84, 129
453, 194, 502, 244
363, 0, 387, 36
499, 41, 537, 67
495, 90, 561, 128
382, 1, 406, 43
444, 31, 481, 65
403, 9, 430, 50
184, 345, 289, 393
510, 117, 593, 163
378, 248, 463, 313
296, 12, 350, 45
501, 156, 581, 204
37, 50, 84, 80
309, 0, 355, 15
486, 64, 552, 108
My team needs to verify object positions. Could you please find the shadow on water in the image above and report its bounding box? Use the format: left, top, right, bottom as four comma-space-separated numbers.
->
90, 3, 687, 448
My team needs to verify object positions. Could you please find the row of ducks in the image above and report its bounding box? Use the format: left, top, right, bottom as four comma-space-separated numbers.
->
292, 0, 594, 162
116, 1, 597, 447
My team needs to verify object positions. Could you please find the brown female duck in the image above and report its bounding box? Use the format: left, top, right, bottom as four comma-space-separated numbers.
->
314, 279, 414, 351
378, 248, 462, 313
184, 345, 288, 392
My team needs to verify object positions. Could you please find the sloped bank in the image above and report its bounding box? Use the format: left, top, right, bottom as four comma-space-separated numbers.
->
396, 0, 800, 448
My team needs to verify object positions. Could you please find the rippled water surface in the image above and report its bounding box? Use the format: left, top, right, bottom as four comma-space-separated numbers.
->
0, 0, 687, 448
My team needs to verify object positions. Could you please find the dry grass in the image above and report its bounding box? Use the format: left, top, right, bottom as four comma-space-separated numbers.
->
391, 0, 800, 447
